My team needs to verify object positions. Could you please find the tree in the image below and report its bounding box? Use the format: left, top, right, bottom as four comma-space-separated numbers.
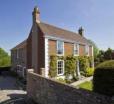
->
95, 48, 114, 66
0, 48, 11, 67
104, 48, 113, 60
96, 50, 105, 63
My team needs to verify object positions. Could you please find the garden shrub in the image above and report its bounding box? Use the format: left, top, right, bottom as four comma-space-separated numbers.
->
93, 60, 114, 96
56, 78, 66, 84
49, 55, 93, 79
65, 56, 76, 77
49, 56, 57, 78
85, 67, 94, 77
78, 56, 90, 76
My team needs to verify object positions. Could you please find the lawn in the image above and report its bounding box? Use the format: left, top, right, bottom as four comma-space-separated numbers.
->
77, 81, 93, 91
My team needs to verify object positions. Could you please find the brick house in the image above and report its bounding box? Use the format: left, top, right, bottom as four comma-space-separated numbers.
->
11, 7, 94, 78
11, 40, 27, 78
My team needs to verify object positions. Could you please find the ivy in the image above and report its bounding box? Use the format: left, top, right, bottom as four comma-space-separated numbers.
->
49, 55, 94, 78
65, 56, 76, 77
49, 55, 57, 78
79, 56, 90, 72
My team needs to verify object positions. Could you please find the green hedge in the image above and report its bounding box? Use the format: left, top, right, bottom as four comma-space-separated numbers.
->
93, 60, 114, 96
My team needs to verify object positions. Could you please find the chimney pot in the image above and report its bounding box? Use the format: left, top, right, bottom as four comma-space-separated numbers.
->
78, 27, 84, 36
32, 6, 40, 23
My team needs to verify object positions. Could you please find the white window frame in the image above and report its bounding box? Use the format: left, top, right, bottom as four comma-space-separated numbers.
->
57, 40, 64, 56
85, 45, 89, 56
74, 44, 79, 56
57, 60, 64, 76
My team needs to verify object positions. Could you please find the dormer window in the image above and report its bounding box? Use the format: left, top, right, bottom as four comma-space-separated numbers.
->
57, 41, 64, 56
74, 44, 79, 56
85, 45, 89, 56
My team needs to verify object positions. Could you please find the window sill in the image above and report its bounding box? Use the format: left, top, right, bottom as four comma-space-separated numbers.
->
74, 54, 79, 56
57, 54, 64, 56
57, 73, 64, 76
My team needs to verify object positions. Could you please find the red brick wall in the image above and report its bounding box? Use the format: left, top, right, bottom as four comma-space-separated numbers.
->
27, 26, 45, 74
48, 40, 57, 56
79, 44, 85, 56
27, 33, 32, 69
64, 42, 73, 56
48, 40, 93, 56
37, 26, 45, 74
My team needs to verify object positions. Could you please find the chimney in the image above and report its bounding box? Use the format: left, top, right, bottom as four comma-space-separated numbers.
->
32, 6, 40, 23
78, 27, 84, 36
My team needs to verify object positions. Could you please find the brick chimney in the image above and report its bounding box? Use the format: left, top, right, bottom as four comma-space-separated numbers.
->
32, 6, 40, 23
78, 27, 84, 36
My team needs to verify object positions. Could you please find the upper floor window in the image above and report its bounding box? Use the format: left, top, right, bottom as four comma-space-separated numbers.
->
57, 41, 64, 56
74, 44, 79, 56
57, 60, 64, 76
85, 45, 89, 56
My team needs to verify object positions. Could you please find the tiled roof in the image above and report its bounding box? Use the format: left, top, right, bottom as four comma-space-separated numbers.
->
11, 40, 27, 50
38, 22, 91, 45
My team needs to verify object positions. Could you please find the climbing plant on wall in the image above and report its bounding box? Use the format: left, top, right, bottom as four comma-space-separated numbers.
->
49, 55, 94, 78
49, 55, 57, 78
65, 56, 76, 77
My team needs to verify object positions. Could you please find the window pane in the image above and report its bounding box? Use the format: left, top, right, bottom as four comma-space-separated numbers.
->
74, 44, 78, 55
85, 45, 89, 55
57, 41, 63, 55
57, 61, 64, 75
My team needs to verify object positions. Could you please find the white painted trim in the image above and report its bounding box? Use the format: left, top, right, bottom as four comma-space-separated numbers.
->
85, 45, 89, 56
76, 60, 80, 77
56, 41, 64, 56
92, 46, 94, 68
92, 60, 95, 69
92, 46, 94, 57
44, 35, 91, 46
45, 38, 49, 77
22, 67, 26, 77
57, 60, 64, 76
74, 44, 79, 56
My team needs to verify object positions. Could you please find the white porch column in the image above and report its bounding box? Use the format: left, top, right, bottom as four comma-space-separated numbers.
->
77, 60, 80, 77
92, 46, 94, 68
45, 38, 49, 77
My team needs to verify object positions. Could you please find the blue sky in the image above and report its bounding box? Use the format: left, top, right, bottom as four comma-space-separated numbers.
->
0, 0, 114, 54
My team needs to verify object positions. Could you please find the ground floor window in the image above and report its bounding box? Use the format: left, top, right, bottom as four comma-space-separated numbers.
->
57, 60, 64, 76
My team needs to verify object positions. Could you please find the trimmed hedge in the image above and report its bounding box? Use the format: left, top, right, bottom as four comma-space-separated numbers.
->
0, 66, 11, 71
93, 60, 114, 96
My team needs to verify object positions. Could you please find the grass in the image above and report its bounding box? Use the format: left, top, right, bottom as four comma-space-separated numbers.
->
77, 81, 93, 91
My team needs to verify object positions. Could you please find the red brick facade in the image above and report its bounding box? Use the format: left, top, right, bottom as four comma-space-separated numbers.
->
27, 33, 32, 69
48, 40, 93, 56
37, 26, 45, 74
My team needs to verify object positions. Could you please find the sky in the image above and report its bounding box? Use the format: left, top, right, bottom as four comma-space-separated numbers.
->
0, 0, 114, 54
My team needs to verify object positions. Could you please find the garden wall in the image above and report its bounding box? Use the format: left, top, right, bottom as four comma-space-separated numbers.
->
27, 69, 111, 104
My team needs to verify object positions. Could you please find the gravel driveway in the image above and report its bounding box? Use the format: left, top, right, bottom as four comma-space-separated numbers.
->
0, 75, 26, 103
